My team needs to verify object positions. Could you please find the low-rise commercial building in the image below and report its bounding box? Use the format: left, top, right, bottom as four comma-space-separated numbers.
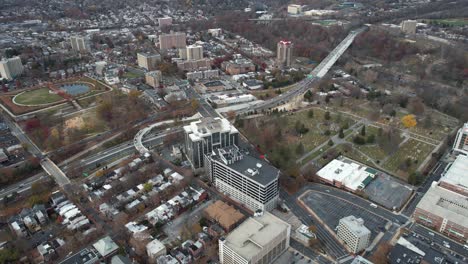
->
222, 59, 255, 75
413, 183, 468, 242
336, 215, 371, 253
219, 212, 290, 264
177, 58, 211, 71
208, 94, 256, 108
203, 200, 245, 232
316, 158, 377, 192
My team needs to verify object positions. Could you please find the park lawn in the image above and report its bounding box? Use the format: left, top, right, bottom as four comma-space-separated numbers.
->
287, 108, 354, 150
14, 88, 64, 105
407, 120, 456, 142
381, 139, 435, 177
123, 71, 144, 79
430, 18, 468, 26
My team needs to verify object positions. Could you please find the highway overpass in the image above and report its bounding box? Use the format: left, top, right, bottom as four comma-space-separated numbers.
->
239, 27, 367, 114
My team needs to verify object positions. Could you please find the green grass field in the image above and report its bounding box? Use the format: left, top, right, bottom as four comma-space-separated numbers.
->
14, 88, 64, 105
123, 71, 144, 79
381, 139, 435, 177
430, 18, 468, 26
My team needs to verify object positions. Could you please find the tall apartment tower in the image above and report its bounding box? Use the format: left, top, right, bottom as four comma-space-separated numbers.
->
159, 32, 187, 50
453, 122, 468, 156
219, 212, 291, 264
277, 40, 293, 68
205, 146, 280, 212
158, 17, 173, 27
336, 216, 371, 253
137, 53, 161, 71
0, 57, 24, 80
145, 71, 162, 88
183, 117, 239, 169
401, 20, 417, 34
70, 36, 90, 52
187, 45, 203, 60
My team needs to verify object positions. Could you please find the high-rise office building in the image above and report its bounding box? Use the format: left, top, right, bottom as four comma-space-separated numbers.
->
336, 216, 371, 253
453, 122, 468, 156
159, 32, 187, 50
187, 45, 203, 60
277, 40, 293, 68
205, 146, 280, 212
0, 57, 24, 81
183, 117, 239, 169
137, 53, 161, 71
219, 212, 291, 264
70, 36, 90, 52
145, 71, 162, 88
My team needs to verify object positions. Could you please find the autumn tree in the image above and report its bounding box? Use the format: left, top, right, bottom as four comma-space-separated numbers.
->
401, 114, 417, 128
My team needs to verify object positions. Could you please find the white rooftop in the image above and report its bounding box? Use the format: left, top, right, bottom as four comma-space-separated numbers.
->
440, 155, 468, 192
146, 239, 166, 254
92, 236, 119, 258
183, 117, 238, 142
339, 216, 371, 237
317, 159, 375, 191
222, 212, 290, 261
416, 183, 468, 227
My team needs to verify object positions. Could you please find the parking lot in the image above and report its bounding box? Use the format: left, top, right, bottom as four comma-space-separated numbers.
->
300, 191, 389, 241
364, 173, 413, 210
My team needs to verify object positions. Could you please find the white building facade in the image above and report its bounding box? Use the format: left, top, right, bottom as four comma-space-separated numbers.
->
336, 216, 371, 253
184, 117, 239, 169
453, 122, 468, 156
0, 57, 23, 80
205, 146, 279, 212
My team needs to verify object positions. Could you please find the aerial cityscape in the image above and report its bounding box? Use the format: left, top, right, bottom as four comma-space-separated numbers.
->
0, 0, 467, 263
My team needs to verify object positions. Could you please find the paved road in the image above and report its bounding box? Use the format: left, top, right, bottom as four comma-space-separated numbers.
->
402, 161, 447, 217
239, 28, 366, 114
41, 158, 71, 186
1, 112, 43, 158
410, 223, 468, 259
0, 172, 47, 200
290, 239, 333, 264
304, 184, 409, 224
280, 189, 349, 260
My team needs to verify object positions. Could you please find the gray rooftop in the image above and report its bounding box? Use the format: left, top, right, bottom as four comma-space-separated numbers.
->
210, 146, 279, 186
222, 212, 290, 261
416, 183, 468, 227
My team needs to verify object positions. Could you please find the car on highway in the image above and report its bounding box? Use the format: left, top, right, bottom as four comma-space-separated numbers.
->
443, 241, 451, 248
370, 203, 378, 208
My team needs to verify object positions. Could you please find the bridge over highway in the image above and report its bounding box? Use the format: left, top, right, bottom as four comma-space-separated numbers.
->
239, 27, 367, 114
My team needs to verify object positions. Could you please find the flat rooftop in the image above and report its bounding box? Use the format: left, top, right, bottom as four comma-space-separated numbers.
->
339, 215, 371, 236
440, 155, 468, 192
222, 212, 290, 261
416, 183, 468, 227
317, 158, 376, 191
210, 146, 279, 186
184, 117, 238, 142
